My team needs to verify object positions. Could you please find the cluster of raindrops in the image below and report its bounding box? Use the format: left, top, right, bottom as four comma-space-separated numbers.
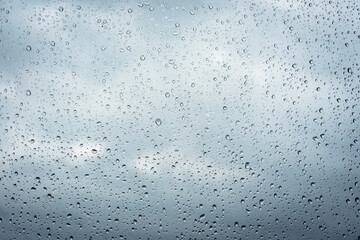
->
0, 0, 359, 239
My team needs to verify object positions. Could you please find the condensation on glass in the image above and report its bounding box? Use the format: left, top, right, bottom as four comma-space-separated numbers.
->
0, 1, 359, 239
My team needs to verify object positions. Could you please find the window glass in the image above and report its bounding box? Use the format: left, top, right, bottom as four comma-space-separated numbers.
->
1, 1, 359, 239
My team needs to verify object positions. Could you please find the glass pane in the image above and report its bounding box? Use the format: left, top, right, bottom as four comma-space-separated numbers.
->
1, 0, 359, 239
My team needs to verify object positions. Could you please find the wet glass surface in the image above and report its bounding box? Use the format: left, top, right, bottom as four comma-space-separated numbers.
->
0, 1, 360, 239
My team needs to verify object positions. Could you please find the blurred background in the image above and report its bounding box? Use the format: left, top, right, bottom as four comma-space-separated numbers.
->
0, 0, 359, 239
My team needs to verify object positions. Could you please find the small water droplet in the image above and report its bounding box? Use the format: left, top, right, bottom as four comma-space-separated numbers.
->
26, 90, 31, 96
155, 118, 162, 126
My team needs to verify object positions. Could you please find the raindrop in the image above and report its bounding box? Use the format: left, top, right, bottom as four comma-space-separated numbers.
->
155, 118, 162, 126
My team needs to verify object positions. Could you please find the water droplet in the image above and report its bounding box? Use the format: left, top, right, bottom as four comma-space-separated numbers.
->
26, 45, 31, 51
140, 55, 145, 61
58, 6, 64, 12
91, 149, 97, 154
26, 90, 31, 96
155, 118, 162, 126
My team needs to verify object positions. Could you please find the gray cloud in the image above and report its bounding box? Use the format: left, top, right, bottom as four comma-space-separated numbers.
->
1, 0, 359, 239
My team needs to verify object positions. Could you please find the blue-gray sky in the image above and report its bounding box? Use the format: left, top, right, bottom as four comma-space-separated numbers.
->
0, 0, 359, 239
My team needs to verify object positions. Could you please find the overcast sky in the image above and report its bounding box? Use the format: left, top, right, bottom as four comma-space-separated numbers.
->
1, 0, 359, 239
